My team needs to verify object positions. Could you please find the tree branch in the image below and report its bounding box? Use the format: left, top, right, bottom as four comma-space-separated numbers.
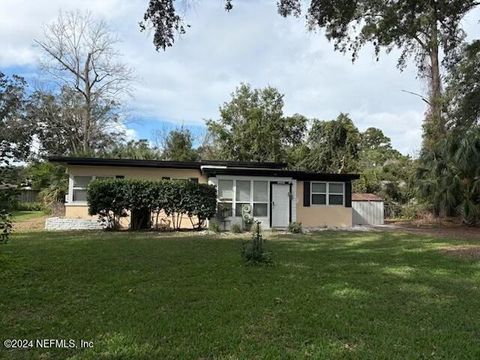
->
401, 89, 431, 105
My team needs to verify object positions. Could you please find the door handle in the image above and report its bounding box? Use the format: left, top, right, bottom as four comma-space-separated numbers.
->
272, 201, 275, 206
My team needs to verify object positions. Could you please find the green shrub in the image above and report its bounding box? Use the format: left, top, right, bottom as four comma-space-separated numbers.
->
87, 179, 129, 230
0, 209, 12, 243
230, 223, 242, 233
14, 202, 43, 211
241, 221, 272, 265
209, 221, 221, 233
87, 179, 217, 231
0, 187, 18, 212
288, 222, 303, 234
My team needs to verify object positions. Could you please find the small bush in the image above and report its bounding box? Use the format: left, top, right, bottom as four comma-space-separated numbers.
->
230, 223, 242, 233
209, 221, 221, 233
288, 222, 303, 234
0, 210, 12, 243
241, 221, 272, 265
14, 202, 43, 211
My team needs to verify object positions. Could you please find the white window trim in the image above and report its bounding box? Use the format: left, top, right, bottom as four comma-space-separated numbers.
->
210, 176, 297, 226
218, 179, 270, 219
216, 176, 292, 220
68, 175, 114, 204
311, 181, 345, 206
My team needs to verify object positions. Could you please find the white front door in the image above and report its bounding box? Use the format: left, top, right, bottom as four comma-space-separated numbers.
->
271, 184, 290, 228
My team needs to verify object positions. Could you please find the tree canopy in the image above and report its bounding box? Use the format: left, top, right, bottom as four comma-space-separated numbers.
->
105, 140, 162, 160
141, 0, 478, 154
206, 83, 306, 163
300, 113, 360, 174
162, 127, 199, 161
36, 10, 133, 153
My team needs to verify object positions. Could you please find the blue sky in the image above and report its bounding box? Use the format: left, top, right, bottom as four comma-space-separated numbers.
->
1, 0, 479, 155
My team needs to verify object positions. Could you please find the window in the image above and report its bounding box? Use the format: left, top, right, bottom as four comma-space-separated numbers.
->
218, 180, 234, 201
189, 178, 199, 183
216, 179, 270, 219
236, 181, 251, 201
72, 176, 92, 202
115, 175, 125, 179
235, 203, 251, 217
71, 176, 114, 203
253, 181, 268, 202
218, 202, 233, 217
311, 182, 327, 205
253, 203, 268, 217
328, 183, 344, 205
311, 182, 344, 205
162, 177, 170, 180
218, 180, 234, 217
235, 180, 250, 216
253, 181, 268, 217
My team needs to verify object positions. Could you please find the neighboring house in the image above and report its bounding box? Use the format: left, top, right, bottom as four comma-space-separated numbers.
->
49, 156, 359, 229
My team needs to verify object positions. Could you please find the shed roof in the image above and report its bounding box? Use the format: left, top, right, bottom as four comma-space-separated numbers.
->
352, 193, 383, 201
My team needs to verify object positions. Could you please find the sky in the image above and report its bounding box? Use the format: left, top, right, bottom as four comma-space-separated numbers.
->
1, 0, 479, 155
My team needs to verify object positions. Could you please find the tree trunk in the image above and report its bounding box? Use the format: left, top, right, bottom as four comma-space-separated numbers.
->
82, 53, 93, 153
424, 12, 445, 152
83, 96, 91, 153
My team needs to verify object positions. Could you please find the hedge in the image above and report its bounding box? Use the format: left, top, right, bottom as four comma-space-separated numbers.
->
87, 179, 217, 230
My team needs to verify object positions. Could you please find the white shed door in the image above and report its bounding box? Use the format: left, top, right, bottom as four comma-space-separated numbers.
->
272, 184, 290, 228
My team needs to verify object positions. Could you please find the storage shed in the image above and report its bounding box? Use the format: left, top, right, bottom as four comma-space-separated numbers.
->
352, 193, 384, 225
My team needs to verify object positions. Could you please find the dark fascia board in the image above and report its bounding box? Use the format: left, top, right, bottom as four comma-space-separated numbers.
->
47, 156, 286, 170
202, 168, 360, 181
48, 156, 201, 169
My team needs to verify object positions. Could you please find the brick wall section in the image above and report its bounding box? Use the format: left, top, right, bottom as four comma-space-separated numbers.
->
45, 217, 105, 231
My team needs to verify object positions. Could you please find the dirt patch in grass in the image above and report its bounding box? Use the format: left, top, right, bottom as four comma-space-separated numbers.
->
441, 246, 480, 260
382, 221, 480, 240
13, 215, 49, 232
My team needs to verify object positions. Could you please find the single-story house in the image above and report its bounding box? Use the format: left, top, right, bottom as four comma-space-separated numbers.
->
49, 156, 360, 229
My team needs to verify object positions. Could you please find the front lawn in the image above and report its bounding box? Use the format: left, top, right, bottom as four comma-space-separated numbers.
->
11, 210, 46, 222
1, 231, 480, 359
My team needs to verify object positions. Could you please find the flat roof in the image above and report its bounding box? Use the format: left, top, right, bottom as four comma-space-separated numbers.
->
352, 193, 383, 201
48, 156, 286, 170
48, 156, 359, 181
201, 167, 359, 181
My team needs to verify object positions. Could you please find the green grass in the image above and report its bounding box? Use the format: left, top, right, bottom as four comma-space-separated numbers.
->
1, 231, 480, 359
10, 210, 45, 222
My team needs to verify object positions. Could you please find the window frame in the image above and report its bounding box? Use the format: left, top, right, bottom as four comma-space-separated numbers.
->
216, 178, 271, 219
218, 179, 234, 217
311, 181, 345, 206
69, 175, 114, 204
252, 181, 268, 217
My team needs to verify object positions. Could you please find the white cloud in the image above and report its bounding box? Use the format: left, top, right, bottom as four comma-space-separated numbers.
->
1, 0, 479, 156
110, 122, 138, 142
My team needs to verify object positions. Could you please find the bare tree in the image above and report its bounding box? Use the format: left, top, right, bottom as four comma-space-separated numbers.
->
35, 10, 133, 153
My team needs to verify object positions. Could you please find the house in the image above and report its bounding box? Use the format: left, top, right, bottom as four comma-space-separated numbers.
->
49, 156, 360, 229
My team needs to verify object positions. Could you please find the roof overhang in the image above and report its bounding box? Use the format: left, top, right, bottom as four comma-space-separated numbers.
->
48, 156, 359, 181
202, 167, 360, 181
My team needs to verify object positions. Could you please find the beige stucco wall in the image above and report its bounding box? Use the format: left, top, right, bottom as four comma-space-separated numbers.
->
295, 181, 352, 227
65, 165, 207, 229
